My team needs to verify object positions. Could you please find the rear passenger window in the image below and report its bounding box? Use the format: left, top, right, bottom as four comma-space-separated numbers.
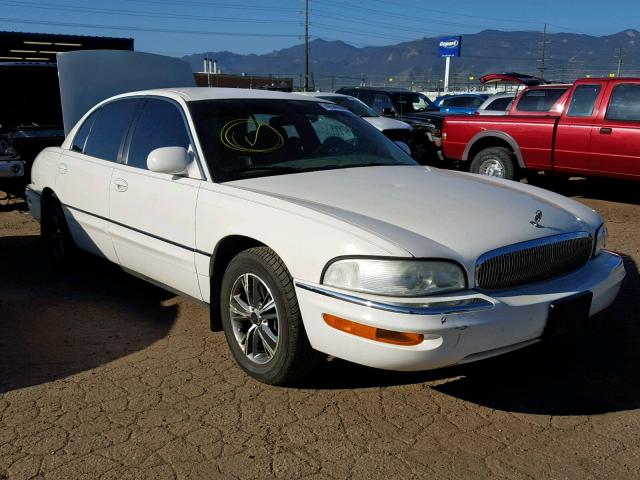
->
516, 89, 566, 112
487, 97, 512, 111
606, 84, 640, 122
567, 85, 601, 117
71, 111, 97, 153
126, 99, 192, 170
84, 99, 140, 162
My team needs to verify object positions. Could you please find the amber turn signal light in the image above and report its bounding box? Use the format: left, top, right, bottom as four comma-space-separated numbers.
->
323, 314, 423, 346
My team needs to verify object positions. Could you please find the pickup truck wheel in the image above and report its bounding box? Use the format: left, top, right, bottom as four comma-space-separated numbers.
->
41, 196, 78, 267
220, 247, 322, 385
470, 147, 516, 180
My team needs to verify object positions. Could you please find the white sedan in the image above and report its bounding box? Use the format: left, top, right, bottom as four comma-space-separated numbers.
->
26, 87, 625, 385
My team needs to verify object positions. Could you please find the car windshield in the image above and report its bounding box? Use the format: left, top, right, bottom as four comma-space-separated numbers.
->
188, 99, 417, 182
390, 92, 439, 113
317, 95, 378, 117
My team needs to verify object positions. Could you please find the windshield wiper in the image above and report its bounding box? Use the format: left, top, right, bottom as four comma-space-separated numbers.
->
227, 165, 301, 176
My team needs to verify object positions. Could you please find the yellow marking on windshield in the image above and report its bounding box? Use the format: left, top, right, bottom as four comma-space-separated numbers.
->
220, 118, 285, 153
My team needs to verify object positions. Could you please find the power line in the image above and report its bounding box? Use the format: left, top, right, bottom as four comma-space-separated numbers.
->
0, 17, 303, 37
346, 0, 549, 26
0, 1, 302, 25
124, 0, 300, 12
313, 22, 419, 42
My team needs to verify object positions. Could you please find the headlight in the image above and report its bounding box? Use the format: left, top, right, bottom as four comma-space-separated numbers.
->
322, 258, 466, 297
594, 224, 608, 256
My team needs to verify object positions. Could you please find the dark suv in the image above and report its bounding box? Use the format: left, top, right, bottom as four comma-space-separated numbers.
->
336, 87, 449, 163
0, 62, 65, 196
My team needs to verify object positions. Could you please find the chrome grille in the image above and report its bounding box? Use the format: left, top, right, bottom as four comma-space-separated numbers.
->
475, 232, 593, 290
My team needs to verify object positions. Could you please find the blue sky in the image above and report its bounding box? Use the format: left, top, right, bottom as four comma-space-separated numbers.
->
0, 0, 638, 55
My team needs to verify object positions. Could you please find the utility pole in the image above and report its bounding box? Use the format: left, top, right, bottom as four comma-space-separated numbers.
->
615, 47, 624, 77
538, 24, 549, 79
304, 0, 309, 91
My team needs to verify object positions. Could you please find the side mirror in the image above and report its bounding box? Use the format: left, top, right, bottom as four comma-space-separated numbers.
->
395, 141, 411, 156
382, 107, 396, 117
147, 146, 190, 175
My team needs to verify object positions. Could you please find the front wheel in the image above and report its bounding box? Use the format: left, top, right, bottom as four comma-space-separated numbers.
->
220, 247, 322, 385
470, 146, 516, 180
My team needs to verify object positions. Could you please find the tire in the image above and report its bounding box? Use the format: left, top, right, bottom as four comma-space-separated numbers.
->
470, 146, 516, 180
41, 195, 78, 267
220, 247, 322, 385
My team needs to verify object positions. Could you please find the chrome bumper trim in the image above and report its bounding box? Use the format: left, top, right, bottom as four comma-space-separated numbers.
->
295, 281, 494, 316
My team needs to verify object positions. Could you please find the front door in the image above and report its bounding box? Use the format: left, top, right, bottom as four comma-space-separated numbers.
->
108, 98, 204, 300
590, 82, 640, 178
553, 83, 604, 173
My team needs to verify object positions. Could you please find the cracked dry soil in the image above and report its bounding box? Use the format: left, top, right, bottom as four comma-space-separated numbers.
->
1, 178, 639, 479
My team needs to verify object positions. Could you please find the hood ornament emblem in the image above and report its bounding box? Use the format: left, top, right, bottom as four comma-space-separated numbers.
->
530, 210, 543, 228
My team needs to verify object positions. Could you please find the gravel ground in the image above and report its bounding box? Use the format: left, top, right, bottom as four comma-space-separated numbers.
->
1, 178, 639, 480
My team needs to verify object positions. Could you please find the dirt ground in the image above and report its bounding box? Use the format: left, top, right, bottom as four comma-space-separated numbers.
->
1, 178, 639, 480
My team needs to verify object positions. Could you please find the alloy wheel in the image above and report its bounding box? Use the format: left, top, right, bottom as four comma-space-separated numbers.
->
228, 273, 280, 365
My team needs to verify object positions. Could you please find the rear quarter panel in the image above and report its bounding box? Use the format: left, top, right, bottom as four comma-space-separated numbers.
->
30, 146, 63, 194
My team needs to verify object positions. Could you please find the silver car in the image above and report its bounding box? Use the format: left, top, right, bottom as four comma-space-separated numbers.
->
297, 92, 412, 142
476, 92, 516, 116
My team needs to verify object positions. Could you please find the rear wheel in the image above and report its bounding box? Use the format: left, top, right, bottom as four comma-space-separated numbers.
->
41, 196, 77, 266
470, 146, 516, 180
220, 247, 322, 385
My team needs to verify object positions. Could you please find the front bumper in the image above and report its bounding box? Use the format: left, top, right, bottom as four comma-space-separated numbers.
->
0, 160, 25, 178
295, 251, 625, 371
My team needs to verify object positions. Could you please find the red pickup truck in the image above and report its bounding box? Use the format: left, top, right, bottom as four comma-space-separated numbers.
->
442, 77, 640, 180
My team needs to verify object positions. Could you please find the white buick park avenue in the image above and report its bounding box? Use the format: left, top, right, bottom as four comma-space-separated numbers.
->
26, 87, 625, 385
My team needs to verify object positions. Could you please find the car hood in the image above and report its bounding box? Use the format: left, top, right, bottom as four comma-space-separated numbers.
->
363, 116, 412, 131
399, 111, 448, 127
226, 166, 601, 274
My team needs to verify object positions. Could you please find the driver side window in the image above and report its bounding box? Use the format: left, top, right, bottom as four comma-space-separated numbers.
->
126, 99, 193, 171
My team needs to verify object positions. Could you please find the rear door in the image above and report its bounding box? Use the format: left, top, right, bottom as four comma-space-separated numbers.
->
553, 83, 604, 172
590, 82, 640, 177
54, 98, 141, 262
108, 97, 204, 300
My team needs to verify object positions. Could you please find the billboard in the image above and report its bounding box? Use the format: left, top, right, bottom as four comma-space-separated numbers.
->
438, 36, 462, 57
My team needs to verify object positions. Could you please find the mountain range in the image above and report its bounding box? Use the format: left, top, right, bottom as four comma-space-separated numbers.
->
182, 29, 640, 90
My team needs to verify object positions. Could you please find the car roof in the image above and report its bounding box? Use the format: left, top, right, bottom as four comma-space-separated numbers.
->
483, 92, 516, 99
437, 93, 487, 97
526, 83, 571, 89
141, 87, 330, 102
296, 91, 351, 98
574, 77, 640, 83
338, 86, 414, 93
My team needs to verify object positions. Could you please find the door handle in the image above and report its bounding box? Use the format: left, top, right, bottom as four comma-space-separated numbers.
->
599, 127, 612, 135
113, 179, 128, 192
57, 163, 68, 174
